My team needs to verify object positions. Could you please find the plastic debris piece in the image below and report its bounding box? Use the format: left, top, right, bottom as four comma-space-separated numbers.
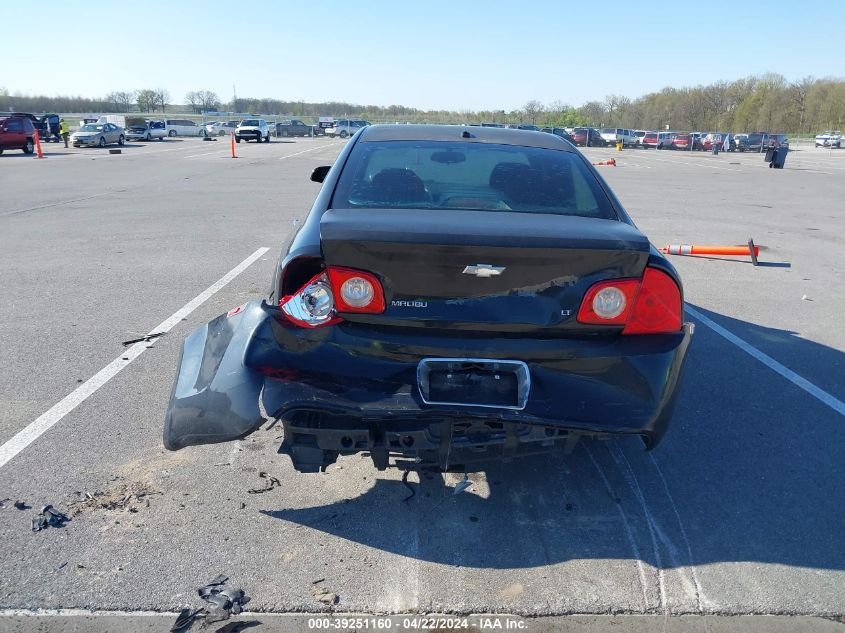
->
453, 474, 471, 496
247, 471, 281, 494
31, 505, 69, 532
197, 575, 250, 623
170, 607, 204, 632
121, 332, 166, 346
214, 621, 262, 633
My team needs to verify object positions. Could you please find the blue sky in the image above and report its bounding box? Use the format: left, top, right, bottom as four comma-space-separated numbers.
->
1, 0, 842, 111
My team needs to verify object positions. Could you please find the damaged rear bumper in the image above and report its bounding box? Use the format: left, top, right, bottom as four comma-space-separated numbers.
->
164, 301, 692, 471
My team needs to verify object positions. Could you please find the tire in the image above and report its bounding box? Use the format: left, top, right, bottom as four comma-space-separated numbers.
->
0, 148, 4, 155
118, 135, 125, 146
168, 130, 176, 137
236, 137, 241, 143
23, 139, 34, 154
265, 133, 270, 143
145, 133, 151, 141
339, 130, 348, 138
99, 137, 106, 148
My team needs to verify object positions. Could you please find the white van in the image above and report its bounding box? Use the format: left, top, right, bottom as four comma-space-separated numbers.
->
164, 119, 203, 137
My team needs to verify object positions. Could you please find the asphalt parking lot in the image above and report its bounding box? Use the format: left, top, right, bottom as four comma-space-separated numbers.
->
0, 136, 844, 632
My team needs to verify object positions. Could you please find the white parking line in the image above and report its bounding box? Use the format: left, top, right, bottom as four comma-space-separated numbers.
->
279, 145, 337, 160
0, 247, 270, 470
686, 304, 845, 416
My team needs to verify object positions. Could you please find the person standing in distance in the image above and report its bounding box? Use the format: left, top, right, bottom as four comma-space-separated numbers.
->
59, 118, 70, 148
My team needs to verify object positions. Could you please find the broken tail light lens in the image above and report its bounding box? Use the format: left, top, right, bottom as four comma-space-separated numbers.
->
577, 268, 682, 334
279, 272, 340, 328
279, 266, 385, 328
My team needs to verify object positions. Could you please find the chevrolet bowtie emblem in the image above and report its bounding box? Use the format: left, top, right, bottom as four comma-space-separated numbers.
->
462, 264, 505, 278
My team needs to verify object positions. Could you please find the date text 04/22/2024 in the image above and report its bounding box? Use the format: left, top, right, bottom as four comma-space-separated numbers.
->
306, 617, 527, 630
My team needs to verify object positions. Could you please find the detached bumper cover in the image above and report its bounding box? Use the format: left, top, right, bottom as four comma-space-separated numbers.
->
164, 301, 692, 465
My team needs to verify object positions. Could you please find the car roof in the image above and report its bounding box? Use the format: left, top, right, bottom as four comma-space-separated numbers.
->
358, 124, 576, 151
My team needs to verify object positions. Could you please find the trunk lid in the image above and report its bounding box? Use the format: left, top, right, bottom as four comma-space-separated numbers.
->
320, 208, 651, 333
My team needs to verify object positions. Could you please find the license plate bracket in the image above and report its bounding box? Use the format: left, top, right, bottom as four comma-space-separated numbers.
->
417, 358, 530, 410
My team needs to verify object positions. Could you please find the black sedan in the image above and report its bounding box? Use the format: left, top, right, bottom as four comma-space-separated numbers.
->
163, 125, 693, 473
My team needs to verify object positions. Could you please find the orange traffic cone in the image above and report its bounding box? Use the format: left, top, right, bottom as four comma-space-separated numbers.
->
661, 239, 760, 265
231, 130, 237, 158
34, 129, 44, 158
592, 158, 616, 166
660, 244, 760, 257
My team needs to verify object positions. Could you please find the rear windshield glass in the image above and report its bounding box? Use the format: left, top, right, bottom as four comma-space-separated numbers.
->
331, 140, 617, 219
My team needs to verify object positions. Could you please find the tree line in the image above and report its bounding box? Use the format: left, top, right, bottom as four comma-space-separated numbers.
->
1, 74, 842, 133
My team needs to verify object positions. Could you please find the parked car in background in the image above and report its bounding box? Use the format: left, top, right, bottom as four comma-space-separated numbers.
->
7, 112, 60, 142
512, 124, 540, 131
541, 127, 574, 143
276, 119, 314, 137
642, 131, 673, 149
671, 134, 690, 150
600, 128, 640, 147
736, 133, 770, 152
702, 133, 735, 152
125, 119, 166, 141
235, 118, 271, 143
326, 119, 370, 138
815, 131, 842, 148
70, 122, 125, 147
165, 119, 202, 137
0, 115, 36, 154
570, 127, 606, 147
205, 121, 239, 137
315, 117, 334, 136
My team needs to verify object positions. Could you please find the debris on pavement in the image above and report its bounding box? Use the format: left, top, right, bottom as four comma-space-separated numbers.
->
198, 575, 251, 623
121, 331, 166, 346
453, 473, 472, 496
247, 471, 281, 494
1, 499, 31, 510
401, 470, 416, 503
170, 607, 204, 632
31, 505, 69, 532
312, 582, 339, 605
67, 482, 160, 516
213, 621, 261, 633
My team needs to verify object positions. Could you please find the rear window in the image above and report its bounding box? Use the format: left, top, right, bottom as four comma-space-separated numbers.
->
331, 140, 616, 219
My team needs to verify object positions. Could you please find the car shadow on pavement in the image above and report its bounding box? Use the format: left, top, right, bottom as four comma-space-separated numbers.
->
261, 304, 845, 574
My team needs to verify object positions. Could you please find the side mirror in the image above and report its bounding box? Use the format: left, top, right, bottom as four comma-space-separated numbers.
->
310, 165, 331, 183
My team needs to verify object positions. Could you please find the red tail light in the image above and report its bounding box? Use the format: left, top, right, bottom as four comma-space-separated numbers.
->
278, 266, 385, 329
327, 267, 386, 314
577, 268, 682, 334
623, 267, 682, 334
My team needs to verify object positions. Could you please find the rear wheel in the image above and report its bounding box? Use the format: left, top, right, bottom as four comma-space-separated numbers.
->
168, 130, 176, 137
99, 137, 106, 148
23, 140, 34, 154
339, 130, 348, 138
